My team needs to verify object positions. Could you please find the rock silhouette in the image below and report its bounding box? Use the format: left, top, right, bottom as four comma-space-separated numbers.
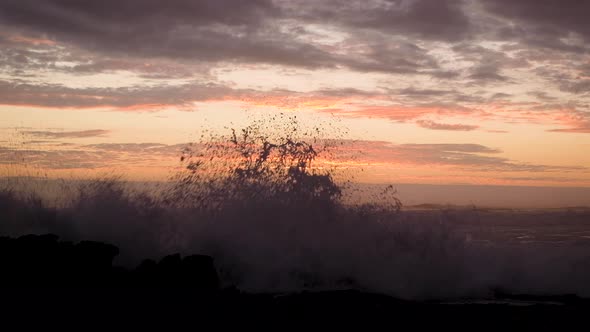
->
0, 233, 219, 290
1, 233, 589, 330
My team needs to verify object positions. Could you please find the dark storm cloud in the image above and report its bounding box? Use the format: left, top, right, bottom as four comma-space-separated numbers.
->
489, 93, 511, 100
386, 87, 490, 109
1, 0, 589, 131
0, 0, 587, 73
481, 0, 590, 41
450, 43, 528, 85
397, 88, 455, 97
0, 0, 467, 74
531, 64, 590, 98
0, 42, 68, 76
0, 0, 335, 69
0, 0, 278, 36
335, 38, 441, 74
2, 0, 584, 80
479, 0, 590, 55
283, 0, 472, 41
467, 64, 509, 83
0, 41, 212, 80
527, 91, 558, 102
70, 59, 206, 79
560, 80, 590, 96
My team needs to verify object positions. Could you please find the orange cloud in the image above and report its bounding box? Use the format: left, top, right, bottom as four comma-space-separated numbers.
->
480, 103, 590, 133
319, 105, 472, 122
234, 89, 390, 111
548, 110, 590, 133
416, 120, 479, 131
2, 136, 586, 188
1, 77, 588, 135
236, 95, 345, 110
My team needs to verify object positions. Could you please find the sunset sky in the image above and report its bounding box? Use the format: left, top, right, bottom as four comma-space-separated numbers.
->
1, 0, 589, 190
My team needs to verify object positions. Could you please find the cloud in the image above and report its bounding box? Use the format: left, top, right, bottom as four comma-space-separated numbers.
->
527, 91, 557, 101
480, 0, 590, 45
547, 110, 590, 133
0, 0, 452, 75
416, 120, 478, 131
0, 0, 587, 79
335, 38, 441, 74
397, 88, 456, 97
85, 143, 187, 157
467, 64, 509, 83
0, 146, 110, 169
0, 0, 334, 72
560, 80, 590, 95
0, 80, 239, 109
549, 127, 590, 134
0, 0, 589, 143
499, 176, 586, 183
321, 104, 473, 122
285, 0, 472, 42
0, 80, 391, 111
24, 129, 110, 139
1, 138, 586, 175
0, 142, 187, 170
341, 140, 585, 172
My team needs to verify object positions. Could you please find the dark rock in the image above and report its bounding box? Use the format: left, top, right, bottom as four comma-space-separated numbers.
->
0, 234, 219, 291
182, 254, 219, 290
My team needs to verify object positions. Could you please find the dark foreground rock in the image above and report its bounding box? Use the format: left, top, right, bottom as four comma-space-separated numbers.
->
2, 288, 589, 330
0, 234, 219, 290
0, 234, 589, 329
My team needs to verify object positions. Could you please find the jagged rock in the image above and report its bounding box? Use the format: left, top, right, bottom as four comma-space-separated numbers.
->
0, 234, 219, 291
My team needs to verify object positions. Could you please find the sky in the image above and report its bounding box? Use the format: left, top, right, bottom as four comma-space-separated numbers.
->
0, 0, 589, 192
